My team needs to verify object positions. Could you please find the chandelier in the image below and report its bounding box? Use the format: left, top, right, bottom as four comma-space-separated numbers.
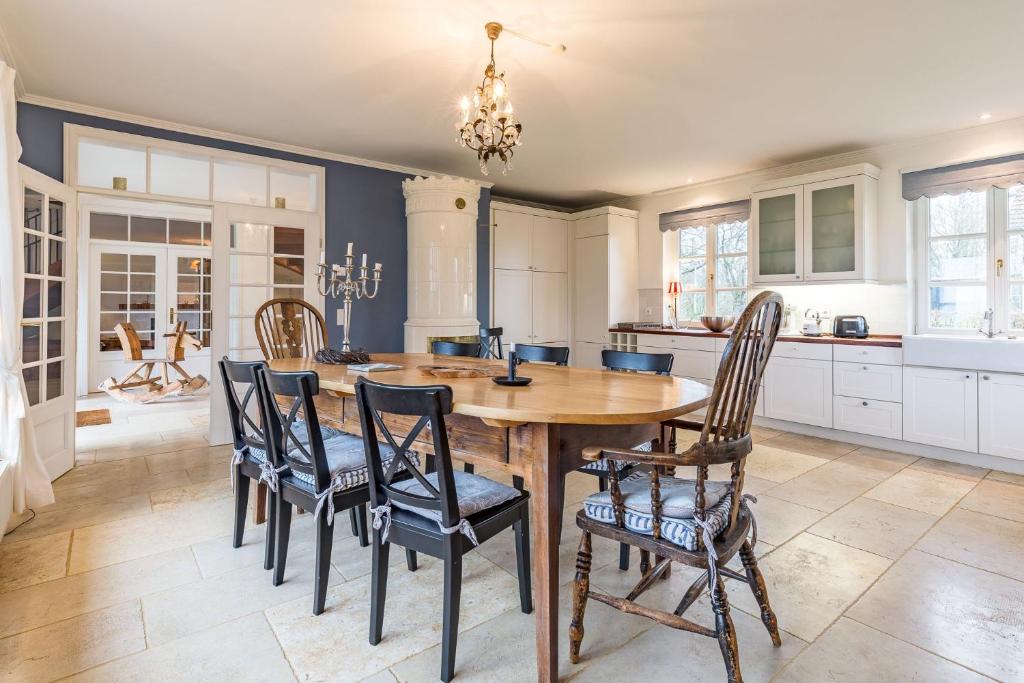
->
456, 22, 523, 175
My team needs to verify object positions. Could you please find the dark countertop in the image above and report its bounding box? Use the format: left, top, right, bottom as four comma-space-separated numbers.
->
610, 326, 903, 348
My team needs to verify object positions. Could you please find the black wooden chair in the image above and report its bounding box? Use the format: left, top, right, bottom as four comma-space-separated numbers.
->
355, 377, 532, 683
479, 326, 504, 359
432, 340, 482, 358
253, 366, 417, 615
569, 291, 785, 683
513, 343, 570, 366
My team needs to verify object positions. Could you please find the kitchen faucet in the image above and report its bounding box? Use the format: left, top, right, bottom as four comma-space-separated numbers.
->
979, 308, 1000, 338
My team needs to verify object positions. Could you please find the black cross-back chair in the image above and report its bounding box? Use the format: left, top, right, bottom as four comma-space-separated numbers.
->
431, 340, 482, 357
254, 367, 415, 615
569, 291, 785, 683
513, 343, 570, 365
479, 326, 504, 359
355, 378, 532, 683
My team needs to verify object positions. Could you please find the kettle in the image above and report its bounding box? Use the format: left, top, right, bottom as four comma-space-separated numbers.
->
801, 308, 828, 336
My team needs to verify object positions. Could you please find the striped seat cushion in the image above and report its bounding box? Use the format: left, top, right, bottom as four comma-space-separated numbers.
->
289, 432, 418, 491
579, 440, 653, 472
241, 420, 341, 466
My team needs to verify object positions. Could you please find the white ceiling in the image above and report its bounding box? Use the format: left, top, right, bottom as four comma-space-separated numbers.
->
2, 0, 1024, 207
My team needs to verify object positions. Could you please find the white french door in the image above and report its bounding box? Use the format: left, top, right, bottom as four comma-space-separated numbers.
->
208, 203, 322, 445
19, 166, 77, 480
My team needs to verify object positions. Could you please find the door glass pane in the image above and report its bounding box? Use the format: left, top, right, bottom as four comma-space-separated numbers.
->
48, 239, 64, 276
230, 254, 267, 284
229, 286, 271, 315
273, 286, 301, 300
273, 257, 303, 285
46, 361, 62, 401
100, 313, 127, 331
230, 223, 269, 251
129, 292, 155, 309
151, 149, 211, 199
929, 191, 986, 236
130, 254, 156, 272
177, 276, 200, 293
169, 220, 203, 246
23, 233, 42, 274
273, 226, 305, 255
758, 194, 797, 276
23, 366, 40, 407
77, 137, 146, 191
91, 213, 129, 241
214, 160, 267, 206
135, 332, 154, 350
21, 324, 40, 364
49, 199, 64, 236
24, 188, 44, 231
47, 281, 63, 317
201, 222, 211, 247
130, 312, 157, 336
716, 255, 747, 288
23, 278, 41, 318
810, 184, 855, 273
47, 321, 62, 358
130, 274, 155, 291
100, 252, 128, 271
130, 217, 167, 243
928, 237, 986, 281
100, 292, 127, 311
928, 285, 986, 329
100, 332, 121, 352
100, 272, 128, 291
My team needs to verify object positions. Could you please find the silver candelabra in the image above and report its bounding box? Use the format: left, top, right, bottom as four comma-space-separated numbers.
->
315, 242, 382, 351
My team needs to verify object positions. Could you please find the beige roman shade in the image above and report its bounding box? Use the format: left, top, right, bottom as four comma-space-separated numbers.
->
902, 152, 1024, 200
659, 200, 750, 233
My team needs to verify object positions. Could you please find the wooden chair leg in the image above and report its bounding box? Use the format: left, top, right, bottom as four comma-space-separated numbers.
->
514, 508, 533, 614
264, 485, 277, 571
272, 497, 292, 586
463, 462, 475, 474
232, 473, 249, 549
369, 532, 390, 645
639, 549, 651, 575
313, 512, 334, 615
568, 531, 592, 664
253, 482, 268, 525
711, 572, 742, 683
740, 541, 781, 646
440, 548, 463, 683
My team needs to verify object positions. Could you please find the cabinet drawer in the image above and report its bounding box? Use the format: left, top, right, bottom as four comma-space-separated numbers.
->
637, 333, 716, 352
670, 350, 718, 381
833, 362, 902, 402
636, 333, 673, 349
833, 396, 902, 439
771, 341, 833, 361
833, 345, 902, 366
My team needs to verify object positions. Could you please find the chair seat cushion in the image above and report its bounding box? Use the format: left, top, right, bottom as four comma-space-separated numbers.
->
390, 471, 521, 524
579, 440, 653, 472
289, 433, 418, 491
243, 420, 340, 465
244, 446, 268, 463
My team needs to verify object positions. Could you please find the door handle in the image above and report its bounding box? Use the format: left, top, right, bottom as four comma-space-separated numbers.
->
168, 307, 175, 324
996, 258, 1004, 277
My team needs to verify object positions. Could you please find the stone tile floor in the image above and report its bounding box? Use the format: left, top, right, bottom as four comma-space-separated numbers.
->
1, 394, 1022, 681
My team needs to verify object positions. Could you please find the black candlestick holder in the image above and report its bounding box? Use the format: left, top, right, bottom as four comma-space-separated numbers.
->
492, 349, 532, 386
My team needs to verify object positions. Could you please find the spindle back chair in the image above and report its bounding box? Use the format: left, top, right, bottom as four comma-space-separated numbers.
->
254, 298, 328, 360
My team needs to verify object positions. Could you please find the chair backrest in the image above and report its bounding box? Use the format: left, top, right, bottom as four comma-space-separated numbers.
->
253, 367, 333, 492
602, 349, 673, 376
254, 298, 328, 360
218, 357, 267, 452
354, 378, 462, 530
431, 340, 482, 358
479, 326, 504, 359
514, 343, 570, 366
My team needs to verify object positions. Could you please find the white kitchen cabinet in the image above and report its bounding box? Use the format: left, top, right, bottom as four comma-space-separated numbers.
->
902, 366, 978, 452
764, 357, 833, 427
574, 341, 605, 369
493, 269, 532, 344
532, 271, 568, 342
571, 207, 638, 343
493, 208, 532, 270
574, 234, 609, 343
531, 217, 569, 273
751, 186, 803, 283
833, 361, 902, 402
979, 371, 1024, 460
833, 396, 902, 439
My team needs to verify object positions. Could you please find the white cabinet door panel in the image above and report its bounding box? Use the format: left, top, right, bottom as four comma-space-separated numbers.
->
574, 235, 609, 342
979, 372, 1024, 460
671, 349, 718, 381
833, 361, 902, 402
493, 209, 532, 270
833, 396, 902, 439
764, 357, 833, 427
531, 217, 568, 273
902, 367, 978, 452
574, 341, 605, 369
531, 271, 568, 343
493, 269, 532, 345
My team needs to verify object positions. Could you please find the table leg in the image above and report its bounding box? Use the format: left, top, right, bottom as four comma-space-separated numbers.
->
530, 423, 563, 683
252, 481, 268, 525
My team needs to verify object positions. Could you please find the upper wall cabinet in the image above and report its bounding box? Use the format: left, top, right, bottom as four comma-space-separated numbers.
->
493, 208, 568, 273
751, 163, 879, 284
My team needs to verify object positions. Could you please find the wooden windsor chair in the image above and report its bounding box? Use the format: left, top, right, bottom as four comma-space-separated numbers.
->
568, 291, 785, 683
254, 298, 328, 360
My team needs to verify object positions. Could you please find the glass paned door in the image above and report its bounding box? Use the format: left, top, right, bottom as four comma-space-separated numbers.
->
753, 187, 803, 282
805, 177, 862, 280
19, 166, 77, 480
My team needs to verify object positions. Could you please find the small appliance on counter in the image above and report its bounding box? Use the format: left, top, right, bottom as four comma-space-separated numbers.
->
833, 315, 869, 338
800, 308, 829, 336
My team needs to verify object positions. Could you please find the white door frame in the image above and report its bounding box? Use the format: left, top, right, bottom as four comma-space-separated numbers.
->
208, 204, 323, 445
19, 165, 78, 480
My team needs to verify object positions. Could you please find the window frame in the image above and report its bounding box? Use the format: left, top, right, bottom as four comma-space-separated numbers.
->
676, 217, 750, 319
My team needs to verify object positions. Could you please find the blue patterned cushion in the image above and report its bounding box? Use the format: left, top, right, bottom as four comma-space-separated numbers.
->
241, 420, 340, 465
244, 446, 268, 463
390, 471, 521, 523
289, 432, 419, 491
579, 440, 653, 472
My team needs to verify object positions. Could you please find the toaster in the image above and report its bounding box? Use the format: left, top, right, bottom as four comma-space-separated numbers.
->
833, 315, 869, 338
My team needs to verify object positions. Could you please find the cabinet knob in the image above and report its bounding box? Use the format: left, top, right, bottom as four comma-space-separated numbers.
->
862, 401, 868, 407
862, 366, 868, 371
982, 375, 990, 380
966, 374, 972, 379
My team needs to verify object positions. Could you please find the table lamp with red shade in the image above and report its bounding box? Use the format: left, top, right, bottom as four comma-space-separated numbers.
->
667, 281, 682, 328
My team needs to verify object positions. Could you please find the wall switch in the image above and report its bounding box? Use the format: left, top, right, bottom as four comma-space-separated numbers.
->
337, 308, 344, 326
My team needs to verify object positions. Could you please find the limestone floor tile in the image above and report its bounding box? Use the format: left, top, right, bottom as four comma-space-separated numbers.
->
908, 457, 990, 481
0, 600, 146, 681
706, 465, 777, 495
75, 450, 96, 465
190, 515, 316, 579
987, 469, 1024, 486
360, 671, 398, 683
766, 461, 887, 513
331, 525, 424, 581
186, 464, 232, 484
66, 613, 296, 683
0, 531, 70, 594
149, 477, 231, 511
915, 507, 1024, 581
864, 468, 977, 515
848, 549, 1024, 682
743, 445, 828, 483
51, 469, 192, 509
729, 532, 891, 642
0, 547, 199, 640
4, 494, 152, 542
761, 432, 857, 460
266, 554, 520, 682
144, 445, 232, 475
775, 617, 990, 682
746, 495, 825, 547
572, 595, 806, 683
142, 544, 344, 646
834, 446, 917, 476
808, 497, 937, 560
750, 425, 782, 443
68, 498, 237, 574
959, 479, 1024, 523
52, 458, 151, 492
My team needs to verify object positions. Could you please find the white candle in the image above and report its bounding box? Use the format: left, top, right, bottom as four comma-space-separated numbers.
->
319, 249, 325, 265
361, 253, 367, 268
373, 262, 382, 271
346, 242, 353, 257
510, 342, 516, 353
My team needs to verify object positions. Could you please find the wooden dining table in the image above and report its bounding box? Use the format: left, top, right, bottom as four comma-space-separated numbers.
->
268, 352, 712, 682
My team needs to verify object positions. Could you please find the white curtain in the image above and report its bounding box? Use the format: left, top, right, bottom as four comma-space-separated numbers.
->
0, 61, 54, 514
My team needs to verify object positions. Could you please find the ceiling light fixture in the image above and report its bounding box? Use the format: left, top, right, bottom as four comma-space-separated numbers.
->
456, 22, 522, 176
979, 112, 993, 121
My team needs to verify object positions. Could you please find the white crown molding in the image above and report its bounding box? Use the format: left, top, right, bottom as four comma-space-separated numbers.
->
18, 93, 494, 188
0, 24, 26, 98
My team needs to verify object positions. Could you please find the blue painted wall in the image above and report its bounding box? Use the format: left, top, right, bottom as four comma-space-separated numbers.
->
16, 102, 490, 351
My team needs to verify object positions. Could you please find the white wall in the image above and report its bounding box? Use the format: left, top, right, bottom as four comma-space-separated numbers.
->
617, 116, 1024, 334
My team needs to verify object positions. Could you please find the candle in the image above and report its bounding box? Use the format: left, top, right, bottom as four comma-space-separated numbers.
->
361, 253, 367, 268
346, 242, 353, 257
373, 262, 382, 271
319, 249, 325, 265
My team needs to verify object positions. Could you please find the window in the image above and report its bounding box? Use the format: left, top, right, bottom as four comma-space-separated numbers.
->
916, 186, 1024, 333
677, 218, 749, 319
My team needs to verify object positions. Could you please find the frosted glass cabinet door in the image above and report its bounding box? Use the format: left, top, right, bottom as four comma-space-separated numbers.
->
805, 176, 861, 280
752, 187, 803, 282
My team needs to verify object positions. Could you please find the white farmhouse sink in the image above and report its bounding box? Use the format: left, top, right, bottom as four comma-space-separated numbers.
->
903, 334, 1024, 373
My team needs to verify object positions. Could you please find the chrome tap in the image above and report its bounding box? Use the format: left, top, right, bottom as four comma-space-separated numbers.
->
979, 308, 1000, 338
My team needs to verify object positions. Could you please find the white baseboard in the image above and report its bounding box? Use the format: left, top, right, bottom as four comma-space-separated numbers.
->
0, 461, 13, 541
754, 417, 1024, 476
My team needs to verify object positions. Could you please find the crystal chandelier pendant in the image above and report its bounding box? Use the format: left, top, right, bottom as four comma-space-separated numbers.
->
455, 22, 523, 176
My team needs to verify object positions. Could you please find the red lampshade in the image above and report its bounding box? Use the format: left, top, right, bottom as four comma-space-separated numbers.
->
667, 281, 682, 295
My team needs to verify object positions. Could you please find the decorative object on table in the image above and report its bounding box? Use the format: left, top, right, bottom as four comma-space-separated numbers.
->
348, 363, 403, 373
456, 22, 523, 175
700, 315, 735, 333
667, 281, 682, 328
313, 347, 371, 365
493, 342, 532, 386
800, 308, 828, 336
418, 364, 506, 379
315, 242, 382, 351
255, 298, 328, 360
98, 321, 208, 403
